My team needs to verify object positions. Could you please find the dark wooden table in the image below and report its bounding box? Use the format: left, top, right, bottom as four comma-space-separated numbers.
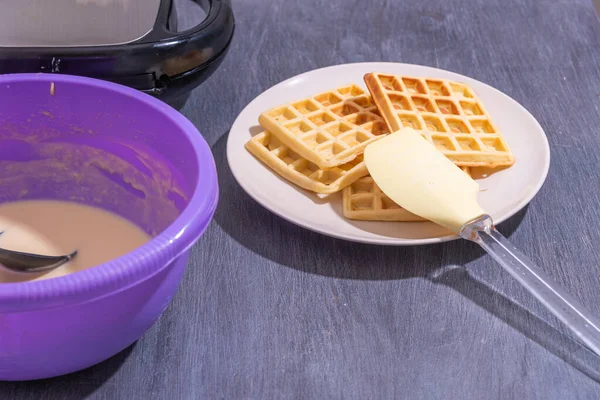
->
3, 0, 600, 398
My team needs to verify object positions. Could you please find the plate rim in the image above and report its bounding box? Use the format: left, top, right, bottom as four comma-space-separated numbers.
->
226, 62, 551, 246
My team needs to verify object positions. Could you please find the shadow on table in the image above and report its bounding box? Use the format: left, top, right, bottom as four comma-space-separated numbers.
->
0, 343, 135, 399
213, 131, 522, 280
431, 267, 600, 382
213, 132, 600, 382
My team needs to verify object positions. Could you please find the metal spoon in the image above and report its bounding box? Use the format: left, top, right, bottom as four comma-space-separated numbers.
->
0, 232, 77, 274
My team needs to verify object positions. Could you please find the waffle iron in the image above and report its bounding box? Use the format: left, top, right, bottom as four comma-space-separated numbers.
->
0, 0, 234, 108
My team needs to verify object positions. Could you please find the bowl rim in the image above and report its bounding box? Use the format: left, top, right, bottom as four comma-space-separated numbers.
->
0, 73, 218, 311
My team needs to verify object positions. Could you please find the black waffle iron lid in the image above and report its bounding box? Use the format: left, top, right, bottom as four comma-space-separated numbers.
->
0, 0, 234, 105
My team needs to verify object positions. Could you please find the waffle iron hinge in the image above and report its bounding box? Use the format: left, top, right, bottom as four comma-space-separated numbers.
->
99, 72, 168, 95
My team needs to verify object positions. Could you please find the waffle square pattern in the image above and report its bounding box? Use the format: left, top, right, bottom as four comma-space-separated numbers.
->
245, 131, 368, 194
258, 85, 389, 169
343, 167, 471, 221
343, 177, 424, 221
364, 73, 514, 167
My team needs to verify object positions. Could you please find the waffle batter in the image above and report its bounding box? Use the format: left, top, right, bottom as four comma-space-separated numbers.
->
0, 200, 151, 283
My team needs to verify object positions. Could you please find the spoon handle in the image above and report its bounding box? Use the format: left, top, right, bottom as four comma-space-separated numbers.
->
461, 215, 600, 356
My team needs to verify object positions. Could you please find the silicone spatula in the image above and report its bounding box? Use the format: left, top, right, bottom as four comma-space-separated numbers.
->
364, 128, 600, 356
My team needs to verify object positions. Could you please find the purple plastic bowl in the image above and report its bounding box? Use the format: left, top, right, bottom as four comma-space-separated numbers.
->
0, 74, 218, 381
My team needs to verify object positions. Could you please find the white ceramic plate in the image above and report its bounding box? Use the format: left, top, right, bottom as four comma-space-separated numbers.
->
227, 63, 550, 245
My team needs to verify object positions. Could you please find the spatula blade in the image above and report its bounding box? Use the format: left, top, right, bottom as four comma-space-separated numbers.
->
364, 128, 486, 233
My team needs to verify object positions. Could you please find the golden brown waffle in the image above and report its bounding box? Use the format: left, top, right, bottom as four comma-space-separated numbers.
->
258, 85, 389, 169
245, 131, 369, 194
364, 73, 514, 168
343, 176, 424, 221
343, 167, 472, 222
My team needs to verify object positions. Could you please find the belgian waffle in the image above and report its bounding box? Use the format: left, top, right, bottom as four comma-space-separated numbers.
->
343, 167, 471, 222
258, 85, 389, 169
364, 73, 514, 167
245, 131, 368, 194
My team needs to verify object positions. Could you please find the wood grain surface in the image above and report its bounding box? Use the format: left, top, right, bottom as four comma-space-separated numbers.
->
2, 0, 600, 398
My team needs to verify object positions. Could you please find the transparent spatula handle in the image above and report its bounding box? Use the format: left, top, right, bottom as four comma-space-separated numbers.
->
461, 215, 600, 356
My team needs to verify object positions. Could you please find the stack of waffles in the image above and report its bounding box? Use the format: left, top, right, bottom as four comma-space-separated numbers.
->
245, 73, 514, 222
